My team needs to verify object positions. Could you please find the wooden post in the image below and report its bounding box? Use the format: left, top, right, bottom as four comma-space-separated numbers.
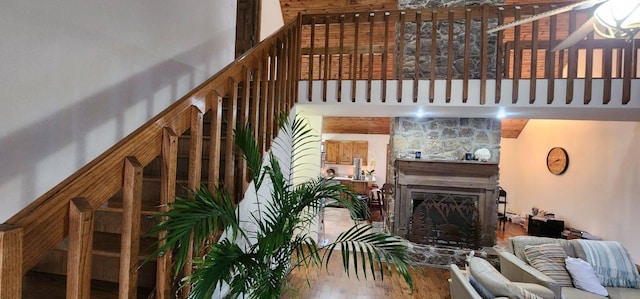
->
67, 198, 94, 299
226, 77, 239, 200
179, 107, 204, 298
120, 157, 143, 299
208, 92, 224, 190
0, 224, 23, 298
157, 127, 178, 299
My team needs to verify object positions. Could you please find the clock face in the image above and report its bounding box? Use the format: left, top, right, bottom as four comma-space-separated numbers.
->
547, 147, 569, 175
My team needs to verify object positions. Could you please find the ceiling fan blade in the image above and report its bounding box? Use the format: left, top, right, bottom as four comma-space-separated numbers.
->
552, 16, 596, 51
487, 0, 607, 34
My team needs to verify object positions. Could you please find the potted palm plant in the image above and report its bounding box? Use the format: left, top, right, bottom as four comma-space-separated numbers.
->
148, 114, 413, 298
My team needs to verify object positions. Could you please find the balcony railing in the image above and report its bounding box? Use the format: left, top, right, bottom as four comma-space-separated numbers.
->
0, 3, 638, 298
298, 4, 638, 105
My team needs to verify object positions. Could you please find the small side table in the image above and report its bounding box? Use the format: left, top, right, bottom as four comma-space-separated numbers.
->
527, 215, 564, 238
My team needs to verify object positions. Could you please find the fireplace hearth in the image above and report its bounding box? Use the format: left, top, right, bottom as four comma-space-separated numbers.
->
393, 159, 499, 248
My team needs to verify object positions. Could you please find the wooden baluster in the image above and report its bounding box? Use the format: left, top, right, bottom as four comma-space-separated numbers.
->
512, 6, 522, 104
268, 45, 277, 143
566, 11, 577, 104
623, 42, 633, 104
120, 157, 143, 299
495, 7, 504, 104
293, 24, 301, 108
446, 10, 454, 103
286, 28, 294, 110
260, 51, 270, 151
546, 10, 557, 104
181, 106, 203, 297
463, 8, 471, 103
277, 38, 284, 112
530, 5, 539, 104
226, 77, 239, 200
157, 127, 178, 299
323, 16, 330, 102
584, 31, 594, 105
0, 225, 22, 299
189, 106, 204, 192
398, 12, 406, 102
308, 16, 315, 101
338, 14, 345, 102
240, 67, 251, 188
252, 60, 263, 148
415, 11, 423, 103
274, 39, 282, 116
603, 48, 612, 104
352, 13, 360, 102
367, 12, 374, 102
382, 12, 390, 102
429, 11, 437, 103
67, 198, 94, 299
208, 92, 223, 190
480, 5, 489, 105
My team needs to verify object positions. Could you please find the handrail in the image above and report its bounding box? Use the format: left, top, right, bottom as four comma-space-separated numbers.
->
2, 3, 639, 297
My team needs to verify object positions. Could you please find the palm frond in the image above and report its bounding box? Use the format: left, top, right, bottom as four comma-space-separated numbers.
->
234, 123, 266, 189
188, 239, 257, 299
323, 225, 415, 290
144, 185, 242, 276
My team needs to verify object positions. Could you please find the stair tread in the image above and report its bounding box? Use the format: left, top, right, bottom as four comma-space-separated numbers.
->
98, 198, 161, 215
23, 271, 153, 299
55, 232, 158, 260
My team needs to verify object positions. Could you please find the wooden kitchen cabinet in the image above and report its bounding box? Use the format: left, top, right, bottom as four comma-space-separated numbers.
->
352, 141, 368, 166
324, 140, 340, 164
324, 140, 368, 165
338, 141, 353, 164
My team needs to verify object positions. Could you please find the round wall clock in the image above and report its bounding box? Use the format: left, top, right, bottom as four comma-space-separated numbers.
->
546, 147, 569, 175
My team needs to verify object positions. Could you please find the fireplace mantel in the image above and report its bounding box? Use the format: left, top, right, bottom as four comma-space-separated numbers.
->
394, 159, 499, 248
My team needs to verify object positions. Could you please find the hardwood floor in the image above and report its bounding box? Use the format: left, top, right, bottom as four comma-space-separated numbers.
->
287, 208, 527, 299
22, 208, 526, 298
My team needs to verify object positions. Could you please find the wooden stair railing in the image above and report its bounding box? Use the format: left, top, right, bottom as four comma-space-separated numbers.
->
299, 4, 637, 105
2, 16, 300, 298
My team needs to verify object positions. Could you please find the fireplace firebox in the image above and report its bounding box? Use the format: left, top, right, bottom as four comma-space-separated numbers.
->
393, 159, 499, 248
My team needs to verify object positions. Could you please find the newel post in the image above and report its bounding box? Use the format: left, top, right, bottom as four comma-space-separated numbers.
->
0, 224, 23, 298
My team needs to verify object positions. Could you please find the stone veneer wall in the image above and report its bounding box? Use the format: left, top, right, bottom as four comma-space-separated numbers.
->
397, 0, 504, 79
391, 118, 501, 162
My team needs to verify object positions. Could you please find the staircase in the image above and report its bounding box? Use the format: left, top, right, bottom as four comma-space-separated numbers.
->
23, 90, 243, 297
1, 18, 298, 298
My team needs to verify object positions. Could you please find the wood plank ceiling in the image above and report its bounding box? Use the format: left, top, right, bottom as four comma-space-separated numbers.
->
279, 0, 579, 138
322, 117, 529, 138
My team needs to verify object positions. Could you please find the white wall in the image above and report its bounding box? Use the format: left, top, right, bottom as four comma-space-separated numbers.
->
321, 133, 389, 184
0, 0, 236, 222
499, 120, 640, 262
260, 0, 285, 41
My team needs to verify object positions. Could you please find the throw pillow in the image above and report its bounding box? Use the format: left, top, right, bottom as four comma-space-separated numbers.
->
576, 240, 640, 288
565, 256, 608, 296
523, 243, 573, 287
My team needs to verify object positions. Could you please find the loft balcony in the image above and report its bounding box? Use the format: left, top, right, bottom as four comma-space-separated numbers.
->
294, 4, 640, 119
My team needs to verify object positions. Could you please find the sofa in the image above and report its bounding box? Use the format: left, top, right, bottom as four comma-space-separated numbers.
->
450, 257, 555, 299
500, 236, 640, 299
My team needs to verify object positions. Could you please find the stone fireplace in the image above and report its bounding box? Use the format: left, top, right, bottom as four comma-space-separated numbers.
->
394, 159, 498, 248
